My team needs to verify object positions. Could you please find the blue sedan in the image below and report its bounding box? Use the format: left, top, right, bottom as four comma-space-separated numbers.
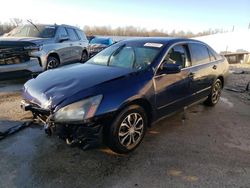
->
21, 37, 229, 153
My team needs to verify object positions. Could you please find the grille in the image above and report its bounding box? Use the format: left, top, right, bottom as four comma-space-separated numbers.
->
0, 47, 30, 65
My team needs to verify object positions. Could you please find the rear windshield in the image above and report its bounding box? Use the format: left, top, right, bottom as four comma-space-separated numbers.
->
86, 42, 162, 70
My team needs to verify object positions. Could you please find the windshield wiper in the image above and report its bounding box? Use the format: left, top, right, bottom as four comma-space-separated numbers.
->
107, 44, 126, 66
27, 19, 40, 32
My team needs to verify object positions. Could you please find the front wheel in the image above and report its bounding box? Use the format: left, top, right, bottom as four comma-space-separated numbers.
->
107, 105, 147, 154
204, 79, 222, 106
46, 56, 60, 70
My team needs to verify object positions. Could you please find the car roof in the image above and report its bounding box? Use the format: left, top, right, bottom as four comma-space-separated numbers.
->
92, 37, 112, 40
24, 24, 57, 28
23, 24, 81, 30
123, 37, 204, 45
60, 24, 81, 30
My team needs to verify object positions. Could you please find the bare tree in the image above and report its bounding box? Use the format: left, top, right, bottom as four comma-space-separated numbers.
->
11, 18, 23, 27
0, 18, 225, 37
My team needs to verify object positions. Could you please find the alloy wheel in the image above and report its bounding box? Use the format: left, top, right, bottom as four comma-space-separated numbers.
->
118, 113, 144, 150
47, 58, 59, 69
212, 81, 222, 104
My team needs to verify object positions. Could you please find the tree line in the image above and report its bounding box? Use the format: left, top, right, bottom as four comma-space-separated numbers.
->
83, 25, 224, 38
0, 18, 225, 38
0, 18, 23, 35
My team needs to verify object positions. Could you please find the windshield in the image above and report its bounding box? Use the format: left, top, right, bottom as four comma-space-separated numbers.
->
86, 43, 162, 70
6, 25, 56, 38
90, 38, 113, 45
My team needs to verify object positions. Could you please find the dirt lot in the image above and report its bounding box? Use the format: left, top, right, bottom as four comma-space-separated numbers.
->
0, 65, 250, 188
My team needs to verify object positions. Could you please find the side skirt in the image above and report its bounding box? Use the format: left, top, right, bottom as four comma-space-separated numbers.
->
151, 96, 208, 126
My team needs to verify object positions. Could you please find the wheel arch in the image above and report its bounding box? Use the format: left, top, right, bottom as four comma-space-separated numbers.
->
115, 98, 153, 127
82, 48, 89, 56
81, 49, 89, 62
217, 75, 224, 88
48, 52, 60, 64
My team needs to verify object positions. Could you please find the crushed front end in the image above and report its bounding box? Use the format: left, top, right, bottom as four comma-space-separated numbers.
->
0, 42, 42, 79
89, 44, 107, 57
0, 46, 30, 65
21, 98, 105, 150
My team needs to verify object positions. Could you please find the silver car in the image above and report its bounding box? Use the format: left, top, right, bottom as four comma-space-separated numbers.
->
0, 24, 89, 79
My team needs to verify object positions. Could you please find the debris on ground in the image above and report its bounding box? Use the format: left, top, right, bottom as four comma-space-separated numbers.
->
0, 121, 33, 140
225, 87, 245, 93
231, 70, 250, 74
225, 81, 250, 93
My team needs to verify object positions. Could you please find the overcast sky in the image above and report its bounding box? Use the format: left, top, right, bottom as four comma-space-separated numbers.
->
0, 0, 249, 33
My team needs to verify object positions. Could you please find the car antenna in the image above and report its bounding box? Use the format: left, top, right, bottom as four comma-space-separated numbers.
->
27, 19, 40, 32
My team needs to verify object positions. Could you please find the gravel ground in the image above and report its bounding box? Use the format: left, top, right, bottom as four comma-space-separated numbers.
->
0, 78, 32, 131
0, 65, 250, 188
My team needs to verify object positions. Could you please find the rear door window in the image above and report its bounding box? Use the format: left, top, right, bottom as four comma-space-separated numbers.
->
75, 29, 87, 41
208, 46, 221, 60
189, 43, 210, 65
207, 48, 217, 62
66, 28, 79, 41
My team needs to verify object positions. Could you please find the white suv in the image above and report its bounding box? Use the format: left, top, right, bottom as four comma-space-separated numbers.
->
0, 24, 89, 79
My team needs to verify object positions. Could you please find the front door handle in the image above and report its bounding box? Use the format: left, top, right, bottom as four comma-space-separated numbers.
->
213, 65, 217, 70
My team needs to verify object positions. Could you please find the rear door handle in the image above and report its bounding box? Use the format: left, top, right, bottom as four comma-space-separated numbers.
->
213, 65, 217, 70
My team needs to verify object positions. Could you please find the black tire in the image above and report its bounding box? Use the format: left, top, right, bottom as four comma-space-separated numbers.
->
107, 105, 147, 154
80, 51, 88, 63
46, 56, 60, 70
204, 79, 222, 106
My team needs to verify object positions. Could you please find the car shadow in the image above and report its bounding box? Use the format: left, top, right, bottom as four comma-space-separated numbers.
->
0, 77, 31, 94
0, 102, 217, 187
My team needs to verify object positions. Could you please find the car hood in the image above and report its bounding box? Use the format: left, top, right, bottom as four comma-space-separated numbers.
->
0, 37, 53, 46
23, 63, 134, 109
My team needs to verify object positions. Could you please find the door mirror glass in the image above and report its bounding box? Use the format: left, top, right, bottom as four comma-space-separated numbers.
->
162, 62, 182, 74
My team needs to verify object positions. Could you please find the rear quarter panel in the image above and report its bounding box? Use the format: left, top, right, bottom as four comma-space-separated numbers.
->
215, 56, 229, 86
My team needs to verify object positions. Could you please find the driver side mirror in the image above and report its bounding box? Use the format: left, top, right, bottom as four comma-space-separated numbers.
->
161, 62, 182, 74
58, 35, 69, 42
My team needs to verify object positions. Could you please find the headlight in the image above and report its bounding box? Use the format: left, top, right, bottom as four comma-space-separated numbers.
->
24, 45, 43, 51
53, 95, 103, 122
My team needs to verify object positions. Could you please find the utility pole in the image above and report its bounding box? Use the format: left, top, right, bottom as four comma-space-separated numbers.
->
248, 22, 250, 29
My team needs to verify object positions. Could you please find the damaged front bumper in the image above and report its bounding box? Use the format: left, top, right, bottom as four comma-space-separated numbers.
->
21, 100, 105, 149
0, 58, 43, 79
0, 48, 43, 79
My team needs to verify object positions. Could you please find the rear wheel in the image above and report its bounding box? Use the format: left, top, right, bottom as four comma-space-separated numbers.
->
107, 105, 147, 154
204, 79, 222, 106
46, 56, 60, 70
80, 51, 88, 63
